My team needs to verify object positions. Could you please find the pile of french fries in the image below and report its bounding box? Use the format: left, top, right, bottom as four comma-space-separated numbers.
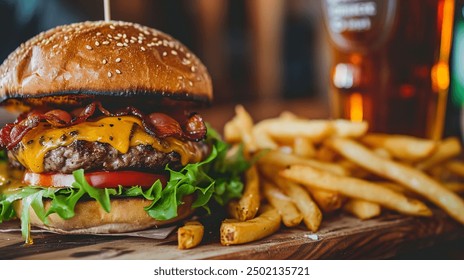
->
178, 105, 464, 249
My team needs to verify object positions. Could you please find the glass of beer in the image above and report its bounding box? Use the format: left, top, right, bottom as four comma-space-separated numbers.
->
322, 0, 455, 140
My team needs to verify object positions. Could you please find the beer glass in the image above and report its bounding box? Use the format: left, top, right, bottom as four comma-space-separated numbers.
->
322, 0, 455, 139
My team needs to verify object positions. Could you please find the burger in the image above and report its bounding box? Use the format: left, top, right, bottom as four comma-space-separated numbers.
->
0, 21, 245, 243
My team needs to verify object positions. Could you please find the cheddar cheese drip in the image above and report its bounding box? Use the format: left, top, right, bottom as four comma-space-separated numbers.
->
16, 116, 204, 173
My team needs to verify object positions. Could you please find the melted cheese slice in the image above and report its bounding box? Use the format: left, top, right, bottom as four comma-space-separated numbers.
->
16, 116, 204, 173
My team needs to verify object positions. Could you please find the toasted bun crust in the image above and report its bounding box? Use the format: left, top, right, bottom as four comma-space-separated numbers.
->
16, 196, 193, 234
0, 21, 212, 109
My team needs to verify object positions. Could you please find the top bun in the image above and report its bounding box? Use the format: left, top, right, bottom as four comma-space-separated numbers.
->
0, 21, 212, 110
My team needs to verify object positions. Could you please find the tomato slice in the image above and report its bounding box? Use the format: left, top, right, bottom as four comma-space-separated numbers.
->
23, 171, 168, 189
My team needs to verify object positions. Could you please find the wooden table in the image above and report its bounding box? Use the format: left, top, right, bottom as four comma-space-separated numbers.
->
0, 209, 462, 260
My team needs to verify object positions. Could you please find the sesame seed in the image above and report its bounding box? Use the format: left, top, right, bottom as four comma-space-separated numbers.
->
64, 36, 69, 41
189, 81, 193, 86
186, 53, 191, 58
95, 41, 100, 46
115, 58, 121, 63
141, 46, 146, 51
124, 39, 129, 43
117, 43, 123, 47
96, 32, 102, 36
162, 52, 167, 56
108, 34, 112, 38
171, 50, 177, 55
52, 44, 58, 49
123, 43, 128, 47
178, 76, 183, 80
102, 41, 110, 45
130, 39, 135, 43
102, 59, 108, 64
191, 66, 196, 72
108, 71, 112, 77
85, 45, 92, 50
116, 69, 122, 74
109, 25, 115, 30
117, 33, 122, 37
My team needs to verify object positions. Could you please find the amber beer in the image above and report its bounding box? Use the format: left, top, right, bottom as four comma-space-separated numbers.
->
322, 0, 455, 139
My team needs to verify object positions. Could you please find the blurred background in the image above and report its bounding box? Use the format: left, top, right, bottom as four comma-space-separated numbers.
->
0, 0, 463, 139
0, 0, 329, 102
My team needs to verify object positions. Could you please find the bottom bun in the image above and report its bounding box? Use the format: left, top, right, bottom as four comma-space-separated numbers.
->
15, 196, 194, 234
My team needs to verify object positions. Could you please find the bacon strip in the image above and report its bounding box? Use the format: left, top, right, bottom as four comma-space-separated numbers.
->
0, 102, 207, 149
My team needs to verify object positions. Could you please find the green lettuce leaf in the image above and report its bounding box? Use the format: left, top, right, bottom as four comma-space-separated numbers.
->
0, 126, 249, 242
0, 150, 6, 162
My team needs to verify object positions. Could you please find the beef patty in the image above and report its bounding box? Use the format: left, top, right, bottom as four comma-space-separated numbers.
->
8, 140, 206, 173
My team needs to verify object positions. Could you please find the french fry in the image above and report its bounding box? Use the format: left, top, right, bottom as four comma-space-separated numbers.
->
280, 165, 432, 217
262, 179, 303, 227
293, 137, 316, 158
315, 144, 338, 162
252, 124, 279, 149
337, 159, 369, 178
361, 133, 437, 161
443, 182, 464, 193
279, 111, 299, 120
259, 164, 323, 231
377, 181, 416, 196
220, 205, 281, 245
343, 199, 381, 220
326, 137, 464, 224
274, 176, 322, 232
444, 160, 464, 178
224, 105, 257, 153
178, 221, 204, 249
228, 165, 260, 221
259, 150, 347, 176
307, 188, 344, 213
373, 147, 392, 159
331, 119, 368, 138
253, 118, 332, 144
415, 137, 461, 170
224, 121, 241, 143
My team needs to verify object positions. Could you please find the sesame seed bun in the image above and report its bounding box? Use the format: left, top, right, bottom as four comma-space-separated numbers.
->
0, 21, 212, 110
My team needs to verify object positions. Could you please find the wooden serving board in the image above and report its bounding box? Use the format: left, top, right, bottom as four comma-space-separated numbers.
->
0, 209, 462, 260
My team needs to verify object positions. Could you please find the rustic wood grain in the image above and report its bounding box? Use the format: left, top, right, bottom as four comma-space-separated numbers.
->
0, 209, 462, 260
